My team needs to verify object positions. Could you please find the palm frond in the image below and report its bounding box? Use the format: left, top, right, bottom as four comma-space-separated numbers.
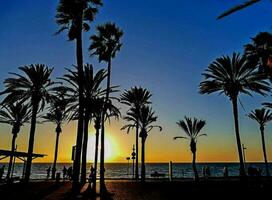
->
217, 0, 261, 19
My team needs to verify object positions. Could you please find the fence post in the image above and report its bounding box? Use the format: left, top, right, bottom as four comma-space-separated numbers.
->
169, 161, 173, 181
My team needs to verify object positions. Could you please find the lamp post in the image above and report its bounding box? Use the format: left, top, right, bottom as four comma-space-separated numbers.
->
242, 144, 247, 166
131, 145, 136, 179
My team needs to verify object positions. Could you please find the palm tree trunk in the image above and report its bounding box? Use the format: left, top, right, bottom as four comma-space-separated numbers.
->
100, 58, 111, 192
7, 133, 17, 180
192, 152, 199, 182
135, 120, 139, 180
231, 97, 246, 177
260, 126, 269, 176
24, 100, 38, 182
93, 121, 100, 193
141, 137, 146, 182
52, 129, 61, 180
81, 116, 90, 183
72, 14, 84, 192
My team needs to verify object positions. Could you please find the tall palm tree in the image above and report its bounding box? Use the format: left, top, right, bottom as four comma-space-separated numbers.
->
217, 0, 261, 19
122, 105, 162, 182
1, 64, 55, 182
89, 22, 123, 191
55, 0, 103, 190
91, 97, 120, 192
139, 106, 161, 182
91, 97, 104, 193
174, 117, 206, 182
60, 65, 108, 183
199, 53, 270, 178
249, 108, 272, 176
0, 102, 31, 180
120, 87, 152, 180
42, 89, 70, 180
81, 64, 106, 183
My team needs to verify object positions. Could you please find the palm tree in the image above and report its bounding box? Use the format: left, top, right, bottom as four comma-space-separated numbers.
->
91, 97, 120, 192
137, 105, 162, 182
89, 22, 123, 191
91, 97, 104, 193
0, 102, 31, 180
249, 108, 272, 176
199, 53, 270, 178
55, 0, 103, 190
60, 65, 110, 184
120, 87, 152, 180
42, 89, 70, 180
121, 106, 161, 182
81, 64, 106, 183
174, 117, 206, 182
244, 32, 272, 76
1, 64, 55, 182
217, 0, 261, 19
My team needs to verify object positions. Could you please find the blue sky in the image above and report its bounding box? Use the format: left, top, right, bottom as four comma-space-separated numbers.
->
1, 0, 272, 162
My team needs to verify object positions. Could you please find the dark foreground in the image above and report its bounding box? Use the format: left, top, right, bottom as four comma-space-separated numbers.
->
1, 178, 272, 200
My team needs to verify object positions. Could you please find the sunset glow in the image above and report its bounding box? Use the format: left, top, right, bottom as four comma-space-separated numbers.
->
87, 133, 120, 163
1, 0, 272, 166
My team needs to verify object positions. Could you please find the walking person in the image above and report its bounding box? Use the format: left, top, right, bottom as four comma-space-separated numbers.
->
46, 166, 51, 179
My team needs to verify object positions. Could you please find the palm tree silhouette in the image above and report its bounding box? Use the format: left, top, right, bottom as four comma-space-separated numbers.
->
137, 105, 162, 182
1, 64, 55, 182
217, 0, 261, 19
121, 105, 162, 182
60, 64, 108, 183
55, 0, 103, 191
0, 102, 31, 180
42, 88, 70, 180
92, 97, 104, 193
89, 22, 123, 191
244, 32, 272, 76
199, 53, 270, 178
249, 108, 272, 176
81, 64, 106, 183
91, 97, 120, 192
120, 87, 152, 180
174, 117, 206, 182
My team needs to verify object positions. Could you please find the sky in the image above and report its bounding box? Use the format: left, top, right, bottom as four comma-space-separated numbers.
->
1, 0, 272, 163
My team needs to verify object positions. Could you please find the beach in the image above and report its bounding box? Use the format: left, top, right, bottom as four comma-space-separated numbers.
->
1, 177, 272, 199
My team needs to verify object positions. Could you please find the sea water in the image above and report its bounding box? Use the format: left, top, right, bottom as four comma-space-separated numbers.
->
0, 162, 271, 179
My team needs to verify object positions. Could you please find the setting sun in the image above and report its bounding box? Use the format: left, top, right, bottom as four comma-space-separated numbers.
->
87, 133, 120, 163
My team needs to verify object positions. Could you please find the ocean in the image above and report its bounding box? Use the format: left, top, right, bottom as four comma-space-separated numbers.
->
1, 162, 271, 180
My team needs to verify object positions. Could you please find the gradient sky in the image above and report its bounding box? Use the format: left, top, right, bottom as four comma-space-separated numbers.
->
1, 0, 272, 163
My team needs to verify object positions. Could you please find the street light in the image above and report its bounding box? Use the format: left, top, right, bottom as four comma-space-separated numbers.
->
131, 145, 136, 179
242, 144, 247, 166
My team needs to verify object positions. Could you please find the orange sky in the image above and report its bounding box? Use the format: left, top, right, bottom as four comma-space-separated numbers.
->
0, 117, 271, 164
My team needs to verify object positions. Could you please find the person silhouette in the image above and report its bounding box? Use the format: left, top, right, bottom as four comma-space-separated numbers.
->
62, 166, 67, 180
67, 166, 73, 180
223, 166, 229, 178
0, 165, 5, 181
46, 166, 51, 179
205, 166, 211, 177
88, 165, 95, 183
202, 166, 206, 178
